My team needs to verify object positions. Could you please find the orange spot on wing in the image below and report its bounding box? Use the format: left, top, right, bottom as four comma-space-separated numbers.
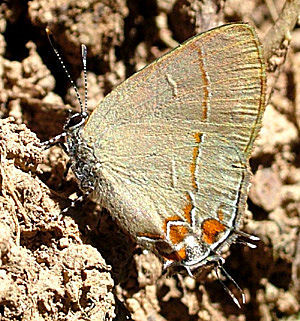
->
217, 207, 224, 221
194, 132, 202, 144
163, 216, 189, 245
169, 224, 189, 244
163, 215, 181, 231
198, 49, 209, 121
190, 133, 203, 190
182, 193, 193, 224
201, 219, 226, 245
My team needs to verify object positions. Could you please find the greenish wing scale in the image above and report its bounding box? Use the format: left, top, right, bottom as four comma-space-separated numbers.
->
82, 24, 266, 240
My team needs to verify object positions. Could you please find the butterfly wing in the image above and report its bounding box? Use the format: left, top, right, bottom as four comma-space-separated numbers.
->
82, 24, 265, 251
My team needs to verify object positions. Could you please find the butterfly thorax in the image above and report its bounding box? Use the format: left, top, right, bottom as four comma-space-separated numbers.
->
64, 112, 99, 195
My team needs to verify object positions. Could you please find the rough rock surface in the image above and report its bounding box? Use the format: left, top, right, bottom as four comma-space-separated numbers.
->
0, 0, 299, 320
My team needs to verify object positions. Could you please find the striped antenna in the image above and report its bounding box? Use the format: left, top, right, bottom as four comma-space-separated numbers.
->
45, 27, 84, 114
81, 44, 88, 114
